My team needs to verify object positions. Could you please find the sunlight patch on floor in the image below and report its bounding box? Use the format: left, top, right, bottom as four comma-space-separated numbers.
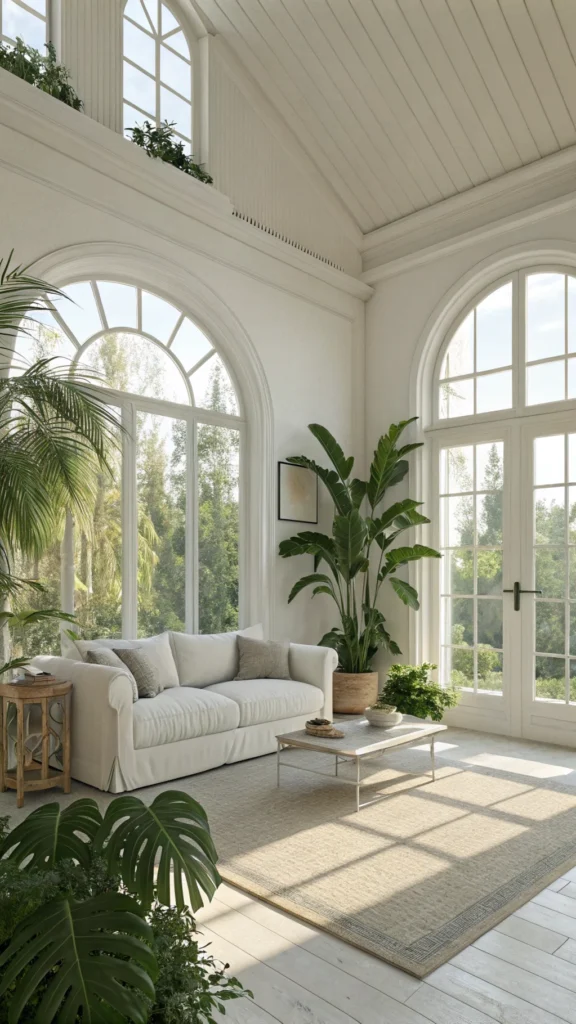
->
464, 752, 574, 779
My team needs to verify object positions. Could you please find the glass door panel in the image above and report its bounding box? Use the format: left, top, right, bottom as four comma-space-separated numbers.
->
439, 441, 505, 695
519, 423, 576, 743
530, 433, 576, 707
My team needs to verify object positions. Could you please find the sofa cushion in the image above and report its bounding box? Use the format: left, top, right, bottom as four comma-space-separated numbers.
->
235, 637, 291, 681
132, 688, 240, 750
85, 648, 139, 702
207, 679, 323, 727
170, 624, 264, 688
74, 632, 179, 690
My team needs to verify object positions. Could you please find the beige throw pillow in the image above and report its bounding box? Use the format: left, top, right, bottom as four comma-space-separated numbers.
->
113, 648, 161, 699
85, 648, 139, 702
235, 636, 292, 681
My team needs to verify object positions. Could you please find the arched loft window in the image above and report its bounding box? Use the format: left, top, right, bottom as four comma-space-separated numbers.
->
123, 0, 193, 150
13, 279, 242, 653
429, 267, 576, 747
1, 0, 48, 49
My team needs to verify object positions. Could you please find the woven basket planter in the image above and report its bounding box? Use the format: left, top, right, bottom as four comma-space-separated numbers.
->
333, 671, 378, 714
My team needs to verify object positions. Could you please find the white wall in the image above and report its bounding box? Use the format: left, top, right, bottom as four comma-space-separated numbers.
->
0, 70, 366, 646
366, 204, 576, 669
56, 0, 360, 275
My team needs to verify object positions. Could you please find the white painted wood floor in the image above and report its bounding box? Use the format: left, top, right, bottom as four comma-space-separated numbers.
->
195, 729, 576, 1024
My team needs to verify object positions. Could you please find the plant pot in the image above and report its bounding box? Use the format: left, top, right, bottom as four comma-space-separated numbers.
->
365, 707, 403, 728
333, 671, 378, 714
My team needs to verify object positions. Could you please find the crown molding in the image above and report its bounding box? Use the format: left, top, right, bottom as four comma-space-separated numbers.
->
0, 69, 371, 308
361, 145, 576, 283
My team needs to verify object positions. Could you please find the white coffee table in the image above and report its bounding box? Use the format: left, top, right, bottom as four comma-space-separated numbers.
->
276, 716, 447, 812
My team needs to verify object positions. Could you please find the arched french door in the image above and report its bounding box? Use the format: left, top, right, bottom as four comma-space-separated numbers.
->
429, 268, 576, 746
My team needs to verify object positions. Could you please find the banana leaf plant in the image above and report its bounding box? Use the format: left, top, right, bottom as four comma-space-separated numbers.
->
0, 791, 224, 1022
279, 419, 440, 673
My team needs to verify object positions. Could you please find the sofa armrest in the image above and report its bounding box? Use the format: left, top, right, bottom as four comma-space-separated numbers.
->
288, 644, 337, 720
32, 655, 134, 791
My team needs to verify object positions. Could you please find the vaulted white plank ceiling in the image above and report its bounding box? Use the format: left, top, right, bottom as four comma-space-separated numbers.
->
193, 0, 576, 234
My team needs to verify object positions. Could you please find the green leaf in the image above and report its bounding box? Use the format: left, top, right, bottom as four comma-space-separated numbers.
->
350, 478, 367, 508
390, 578, 420, 609
367, 421, 417, 509
0, 656, 30, 676
278, 531, 338, 573
308, 423, 354, 480
0, 799, 102, 870
287, 456, 352, 515
96, 790, 221, 912
332, 509, 367, 580
288, 573, 336, 604
0, 892, 156, 1024
370, 500, 424, 536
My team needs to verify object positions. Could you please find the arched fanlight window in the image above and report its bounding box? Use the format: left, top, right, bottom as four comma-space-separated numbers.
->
13, 279, 242, 654
123, 0, 193, 151
0, 0, 48, 49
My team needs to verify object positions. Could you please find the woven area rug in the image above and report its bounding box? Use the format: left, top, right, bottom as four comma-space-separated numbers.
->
182, 744, 576, 977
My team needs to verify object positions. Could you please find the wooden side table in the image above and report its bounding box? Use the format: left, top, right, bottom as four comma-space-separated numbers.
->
0, 680, 72, 807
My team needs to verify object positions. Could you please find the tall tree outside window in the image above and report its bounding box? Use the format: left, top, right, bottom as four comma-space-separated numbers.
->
12, 279, 242, 653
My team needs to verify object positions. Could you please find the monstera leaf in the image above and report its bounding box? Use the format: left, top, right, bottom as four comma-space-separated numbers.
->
0, 892, 156, 1024
0, 799, 103, 869
96, 790, 221, 912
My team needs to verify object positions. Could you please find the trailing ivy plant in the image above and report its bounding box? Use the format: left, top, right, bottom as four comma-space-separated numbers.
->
0, 39, 82, 110
279, 419, 440, 673
0, 791, 249, 1022
128, 120, 213, 184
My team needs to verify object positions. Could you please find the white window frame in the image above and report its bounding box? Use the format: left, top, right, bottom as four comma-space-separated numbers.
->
122, 0, 198, 153
35, 276, 246, 639
415, 263, 576, 735
1, 0, 50, 47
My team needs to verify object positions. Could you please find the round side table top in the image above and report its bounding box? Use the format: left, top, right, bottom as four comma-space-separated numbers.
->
0, 680, 71, 700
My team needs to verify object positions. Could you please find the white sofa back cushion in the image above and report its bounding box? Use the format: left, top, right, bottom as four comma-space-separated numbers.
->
72, 632, 179, 690
170, 624, 264, 687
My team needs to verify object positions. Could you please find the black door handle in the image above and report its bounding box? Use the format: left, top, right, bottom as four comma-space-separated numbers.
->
503, 581, 542, 611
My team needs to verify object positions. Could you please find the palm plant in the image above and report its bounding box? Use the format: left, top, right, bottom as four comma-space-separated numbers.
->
279, 420, 440, 673
0, 252, 120, 667
0, 790, 246, 1022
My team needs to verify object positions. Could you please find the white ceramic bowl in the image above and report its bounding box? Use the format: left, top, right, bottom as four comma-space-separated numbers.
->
365, 707, 403, 728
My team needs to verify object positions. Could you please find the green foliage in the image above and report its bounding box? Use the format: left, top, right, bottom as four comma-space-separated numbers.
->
96, 791, 221, 913
0, 793, 246, 1022
0, 39, 82, 110
0, 253, 121, 613
383, 663, 460, 721
147, 904, 250, 1024
279, 420, 440, 672
0, 892, 157, 1024
128, 120, 213, 184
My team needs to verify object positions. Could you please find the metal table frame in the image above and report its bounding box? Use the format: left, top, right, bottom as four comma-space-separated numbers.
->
277, 733, 438, 812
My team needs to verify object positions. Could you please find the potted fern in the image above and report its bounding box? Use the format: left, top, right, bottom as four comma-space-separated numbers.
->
279, 419, 440, 713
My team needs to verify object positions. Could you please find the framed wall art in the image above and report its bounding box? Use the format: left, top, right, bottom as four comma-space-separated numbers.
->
278, 461, 318, 524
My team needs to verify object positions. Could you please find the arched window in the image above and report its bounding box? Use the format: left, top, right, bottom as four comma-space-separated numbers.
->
14, 279, 242, 651
429, 267, 576, 747
123, 0, 193, 151
1, 0, 48, 49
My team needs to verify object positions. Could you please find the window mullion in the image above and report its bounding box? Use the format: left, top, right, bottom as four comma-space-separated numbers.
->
122, 402, 138, 638
186, 414, 196, 633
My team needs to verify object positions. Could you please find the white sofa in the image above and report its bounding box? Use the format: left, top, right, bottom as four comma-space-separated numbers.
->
32, 627, 336, 792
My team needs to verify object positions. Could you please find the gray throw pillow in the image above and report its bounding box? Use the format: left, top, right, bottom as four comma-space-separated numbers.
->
85, 648, 139, 702
113, 648, 161, 698
235, 636, 291, 681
